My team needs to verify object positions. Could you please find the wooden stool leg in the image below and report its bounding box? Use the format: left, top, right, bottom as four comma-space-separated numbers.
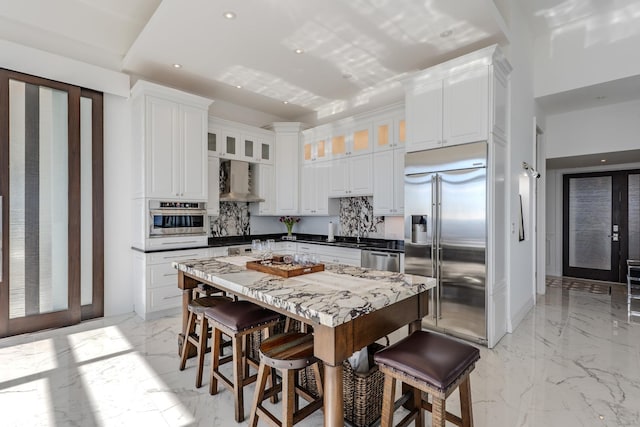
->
282, 368, 296, 427
312, 363, 323, 398
243, 334, 251, 379
380, 375, 396, 427
432, 397, 446, 427
248, 361, 270, 427
269, 366, 279, 404
195, 315, 208, 388
209, 328, 222, 395
459, 376, 474, 427
179, 311, 196, 371
232, 334, 245, 422
413, 386, 424, 427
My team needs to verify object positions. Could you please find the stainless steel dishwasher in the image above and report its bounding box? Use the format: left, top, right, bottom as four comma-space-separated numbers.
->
361, 250, 401, 272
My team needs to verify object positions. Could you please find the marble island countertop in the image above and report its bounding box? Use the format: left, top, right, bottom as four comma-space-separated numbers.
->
173, 256, 435, 328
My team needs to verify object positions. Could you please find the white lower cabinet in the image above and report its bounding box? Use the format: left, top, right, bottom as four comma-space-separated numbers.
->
296, 243, 361, 267
133, 247, 217, 319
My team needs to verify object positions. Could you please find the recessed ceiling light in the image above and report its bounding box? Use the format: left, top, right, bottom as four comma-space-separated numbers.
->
283, 101, 289, 104
235, 85, 242, 89
440, 30, 453, 38
601, 159, 607, 163
223, 11, 236, 19
294, 48, 304, 54
342, 73, 353, 79
173, 63, 182, 69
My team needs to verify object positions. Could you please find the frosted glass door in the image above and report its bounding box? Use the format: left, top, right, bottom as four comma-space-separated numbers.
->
568, 176, 612, 270
630, 174, 640, 261
9, 80, 70, 319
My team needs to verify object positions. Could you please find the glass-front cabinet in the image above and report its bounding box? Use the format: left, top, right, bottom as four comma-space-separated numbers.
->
208, 126, 273, 164
302, 127, 330, 164
330, 122, 372, 159
373, 116, 405, 152
241, 133, 273, 164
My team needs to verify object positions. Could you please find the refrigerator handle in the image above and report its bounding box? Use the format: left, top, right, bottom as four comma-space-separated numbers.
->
430, 177, 438, 320
436, 175, 443, 321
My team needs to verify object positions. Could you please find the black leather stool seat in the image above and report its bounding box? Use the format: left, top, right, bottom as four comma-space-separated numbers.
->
188, 295, 233, 315
204, 300, 282, 333
374, 330, 480, 392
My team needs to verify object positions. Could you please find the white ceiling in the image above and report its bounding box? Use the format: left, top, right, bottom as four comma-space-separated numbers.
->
0, 0, 508, 124
1, 0, 638, 127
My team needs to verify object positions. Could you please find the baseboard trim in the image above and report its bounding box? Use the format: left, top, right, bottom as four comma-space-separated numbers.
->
508, 297, 534, 333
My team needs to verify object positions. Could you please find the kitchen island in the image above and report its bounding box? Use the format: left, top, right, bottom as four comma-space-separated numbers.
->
174, 256, 435, 427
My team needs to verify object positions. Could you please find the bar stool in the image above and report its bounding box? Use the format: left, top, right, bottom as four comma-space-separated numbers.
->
192, 282, 223, 299
204, 300, 283, 422
248, 332, 324, 427
374, 330, 480, 427
179, 295, 234, 388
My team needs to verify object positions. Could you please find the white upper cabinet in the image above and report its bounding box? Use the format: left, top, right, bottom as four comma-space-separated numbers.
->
300, 163, 336, 215
443, 67, 489, 146
330, 122, 372, 159
373, 115, 406, 152
241, 133, 274, 164
406, 69, 489, 152
302, 127, 331, 164
180, 105, 209, 199
209, 120, 275, 164
329, 154, 373, 197
406, 79, 443, 152
131, 80, 212, 201
207, 154, 220, 216
274, 122, 301, 215
251, 163, 276, 215
373, 149, 404, 215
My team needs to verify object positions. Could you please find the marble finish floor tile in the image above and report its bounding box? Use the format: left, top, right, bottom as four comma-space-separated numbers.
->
0, 280, 638, 426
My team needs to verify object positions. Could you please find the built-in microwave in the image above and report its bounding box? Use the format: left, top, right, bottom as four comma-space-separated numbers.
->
148, 200, 207, 237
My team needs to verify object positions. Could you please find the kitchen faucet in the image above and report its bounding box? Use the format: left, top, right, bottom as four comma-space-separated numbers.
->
356, 213, 361, 243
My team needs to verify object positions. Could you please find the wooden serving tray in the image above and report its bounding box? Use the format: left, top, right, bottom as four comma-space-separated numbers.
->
246, 259, 324, 278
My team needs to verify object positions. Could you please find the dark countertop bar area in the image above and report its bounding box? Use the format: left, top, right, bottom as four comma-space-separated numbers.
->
132, 234, 403, 254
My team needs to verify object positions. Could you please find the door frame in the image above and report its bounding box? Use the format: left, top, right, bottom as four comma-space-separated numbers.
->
0, 69, 103, 337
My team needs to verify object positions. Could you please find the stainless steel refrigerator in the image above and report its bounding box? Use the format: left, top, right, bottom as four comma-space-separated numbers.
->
404, 141, 487, 344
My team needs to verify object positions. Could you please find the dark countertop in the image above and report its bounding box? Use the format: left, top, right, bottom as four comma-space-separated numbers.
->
132, 233, 404, 254
208, 233, 404, 253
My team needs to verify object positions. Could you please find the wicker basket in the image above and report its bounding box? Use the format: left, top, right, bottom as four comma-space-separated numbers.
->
342, 342, 386, 427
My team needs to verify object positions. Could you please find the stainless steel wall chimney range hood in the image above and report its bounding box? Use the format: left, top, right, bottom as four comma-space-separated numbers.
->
219, 160, 264, 202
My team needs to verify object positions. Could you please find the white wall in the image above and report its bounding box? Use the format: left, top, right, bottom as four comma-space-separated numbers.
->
533, 8, 640, 98
503, 1, 537, 331
103, 95, 134, 316
546, 99, 640, 159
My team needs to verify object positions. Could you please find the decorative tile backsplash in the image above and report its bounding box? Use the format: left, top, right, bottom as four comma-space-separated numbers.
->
210, 202, 250, 236
339, 196, 385, 238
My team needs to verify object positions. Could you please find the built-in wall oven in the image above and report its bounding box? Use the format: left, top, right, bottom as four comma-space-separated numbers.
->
148, 200, 207, 238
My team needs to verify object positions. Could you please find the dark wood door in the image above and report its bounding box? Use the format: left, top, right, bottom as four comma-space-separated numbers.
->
0, 69, 103, 337
563, 170, 638, 282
